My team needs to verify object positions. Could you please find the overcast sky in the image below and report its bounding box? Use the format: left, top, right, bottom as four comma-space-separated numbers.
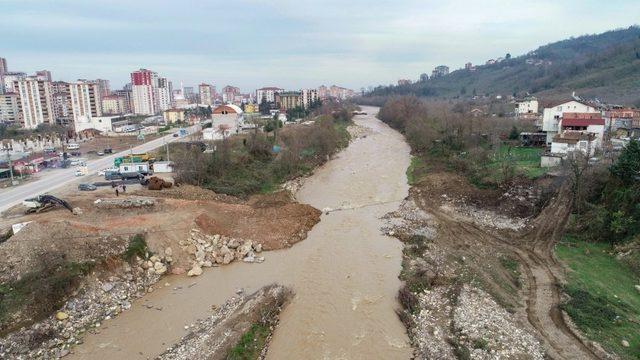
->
2, 0, 639, 92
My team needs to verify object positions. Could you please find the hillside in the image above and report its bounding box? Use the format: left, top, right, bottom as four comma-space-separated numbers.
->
367, 26, 640, 105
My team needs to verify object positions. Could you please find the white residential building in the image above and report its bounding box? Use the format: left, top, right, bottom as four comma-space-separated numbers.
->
3, 72, 26, 93
550, 131, 596, 157
0, 92, 20, 123
131, 69, 159, 115
15, 77, 54, 129
199, 83, 213, 106
256, 87, 283, 104
515, 98, 539, 115
156, 77, 173, 111
542, 100, 599, 144
68, 80, 103, 124
301, 88, 319, 109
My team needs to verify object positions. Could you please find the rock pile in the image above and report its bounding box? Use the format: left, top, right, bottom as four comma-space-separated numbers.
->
93, 197, 156, 209
180, 229, 264, 276
0, 263, 160, 359
452, 285, 544, 359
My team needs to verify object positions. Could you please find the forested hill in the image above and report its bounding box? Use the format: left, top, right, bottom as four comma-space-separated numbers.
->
367, 26, 640, 105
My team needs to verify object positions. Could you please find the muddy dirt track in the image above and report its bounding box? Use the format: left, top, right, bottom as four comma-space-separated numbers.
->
415, 189, 601, 360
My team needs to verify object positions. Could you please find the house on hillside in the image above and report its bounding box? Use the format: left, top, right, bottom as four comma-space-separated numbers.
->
212, 104, 243, 133
559, 112, 605, 148
550, 131, 596, 157
542, 100, 600, 144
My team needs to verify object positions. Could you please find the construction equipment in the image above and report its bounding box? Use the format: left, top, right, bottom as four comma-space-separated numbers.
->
23, 195, 73, 214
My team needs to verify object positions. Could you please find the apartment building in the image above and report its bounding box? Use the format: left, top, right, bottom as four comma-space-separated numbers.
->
15, 77, 54, 129
0, 57, 6, 93
222, 85, 240, 104
276, 91, 302, 110
96, 79, 111, 97
101, 94, 128, 115
51, 89, 72, 125
113, 89, 133, 113
131, 69, 158, 115
3, 72, 26, 93
256, 87, 283, 104
0, 92, 20, 124
156, 77, 173, 111
199, 83, 213, 105
35, 70, 52, 82
68, 80, 103, 124
301, 88, 319, 109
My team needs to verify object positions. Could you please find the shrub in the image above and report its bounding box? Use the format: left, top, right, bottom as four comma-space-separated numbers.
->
123, 234, 148, 261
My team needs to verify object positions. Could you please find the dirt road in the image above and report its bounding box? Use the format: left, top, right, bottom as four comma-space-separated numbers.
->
69, 106, 413, 359
415, 191, 600, 360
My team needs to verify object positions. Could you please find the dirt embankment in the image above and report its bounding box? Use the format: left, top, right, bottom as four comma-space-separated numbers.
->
159, 284, 293, 360
0, 185, 319, 358
389, 171, 609, 359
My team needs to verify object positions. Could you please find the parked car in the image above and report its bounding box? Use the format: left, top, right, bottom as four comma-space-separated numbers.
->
172, 133, 179, 137
70, 151, 81, 157
97, 151, 105, 156
103, 148, 113, 154
78, 183, 97, 191
75, 166, 88, 176
104, 171, 123, 180
98, 167, 118, 176
120, 171, 144, 180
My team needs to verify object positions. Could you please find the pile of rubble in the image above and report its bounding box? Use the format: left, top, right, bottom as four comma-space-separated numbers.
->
382, 199, 435, 239
179, 229, 264, 277
93, 197, 156, 209
0, 262, 159, 359
452, 285, 544, 359
159, 285, 292, 360
440, 202, 528, 231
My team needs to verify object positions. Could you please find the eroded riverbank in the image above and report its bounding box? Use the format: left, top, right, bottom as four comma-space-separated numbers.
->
67, 106, 413, 359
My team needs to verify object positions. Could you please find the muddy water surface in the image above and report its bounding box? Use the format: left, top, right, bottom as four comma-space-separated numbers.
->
70, 106, 412, 360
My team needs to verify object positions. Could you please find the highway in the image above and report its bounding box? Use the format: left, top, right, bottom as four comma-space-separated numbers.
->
0, 124, 201, 213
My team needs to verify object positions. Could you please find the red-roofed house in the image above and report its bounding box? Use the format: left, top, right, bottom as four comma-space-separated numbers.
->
559, 112, 605, 147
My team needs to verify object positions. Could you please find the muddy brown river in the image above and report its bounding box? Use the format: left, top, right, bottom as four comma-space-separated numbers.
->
70, 106, 413, 359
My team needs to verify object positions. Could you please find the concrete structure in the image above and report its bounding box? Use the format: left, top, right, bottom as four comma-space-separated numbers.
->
199, 83, 213, 106
3, 72, 26, 93
301, 88, 319, 109
318, 85, 356, 100
256, 87, 283, 104
113, 89, 133, 113
0, 57, 6, 93
542, 100, 599, 144
69, 80, 103, 124
0, 92, 20, 123
156, 77, 173, 111
15, 77, 54, 129
559, 112, 605, 148
515, 97, 539, 116
222, 85, 240, 104
431, 65, 449, 78
74, 115, 120, 133
153, 161, 173, 173
35, 70, 52, 82
276, 91, 302, 110
101, 94, 128, 115
163, 108, 186, 124
550, 131, 596, 157
96, 79, 111, 97
131, 69, 158, 115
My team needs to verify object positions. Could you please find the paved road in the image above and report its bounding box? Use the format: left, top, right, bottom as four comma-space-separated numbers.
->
0, 124, 202, 213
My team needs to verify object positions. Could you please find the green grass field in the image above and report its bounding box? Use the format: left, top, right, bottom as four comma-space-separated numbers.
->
489, 145, 546, 180
556, 237, 640, 359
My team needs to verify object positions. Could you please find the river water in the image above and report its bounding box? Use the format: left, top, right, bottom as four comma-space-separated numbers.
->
70, 106, 413, 360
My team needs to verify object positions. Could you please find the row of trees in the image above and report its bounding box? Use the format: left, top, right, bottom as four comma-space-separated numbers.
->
569, 140, 640, 244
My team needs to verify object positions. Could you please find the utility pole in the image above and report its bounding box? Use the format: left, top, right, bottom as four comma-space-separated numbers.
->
3, 148, 16, 186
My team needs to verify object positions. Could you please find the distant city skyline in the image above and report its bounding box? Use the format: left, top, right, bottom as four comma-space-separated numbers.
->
2, 0, 639, 91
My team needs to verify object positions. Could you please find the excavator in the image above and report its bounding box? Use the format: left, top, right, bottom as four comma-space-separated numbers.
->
22, 195, 74, 214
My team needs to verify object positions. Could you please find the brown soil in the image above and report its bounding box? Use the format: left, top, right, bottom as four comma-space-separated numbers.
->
79, 135, 161, 159
0, 187, 321, 282
410, 171, 602, 359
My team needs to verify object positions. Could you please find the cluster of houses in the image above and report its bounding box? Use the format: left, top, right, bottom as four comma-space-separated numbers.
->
514, 95, 640, 167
